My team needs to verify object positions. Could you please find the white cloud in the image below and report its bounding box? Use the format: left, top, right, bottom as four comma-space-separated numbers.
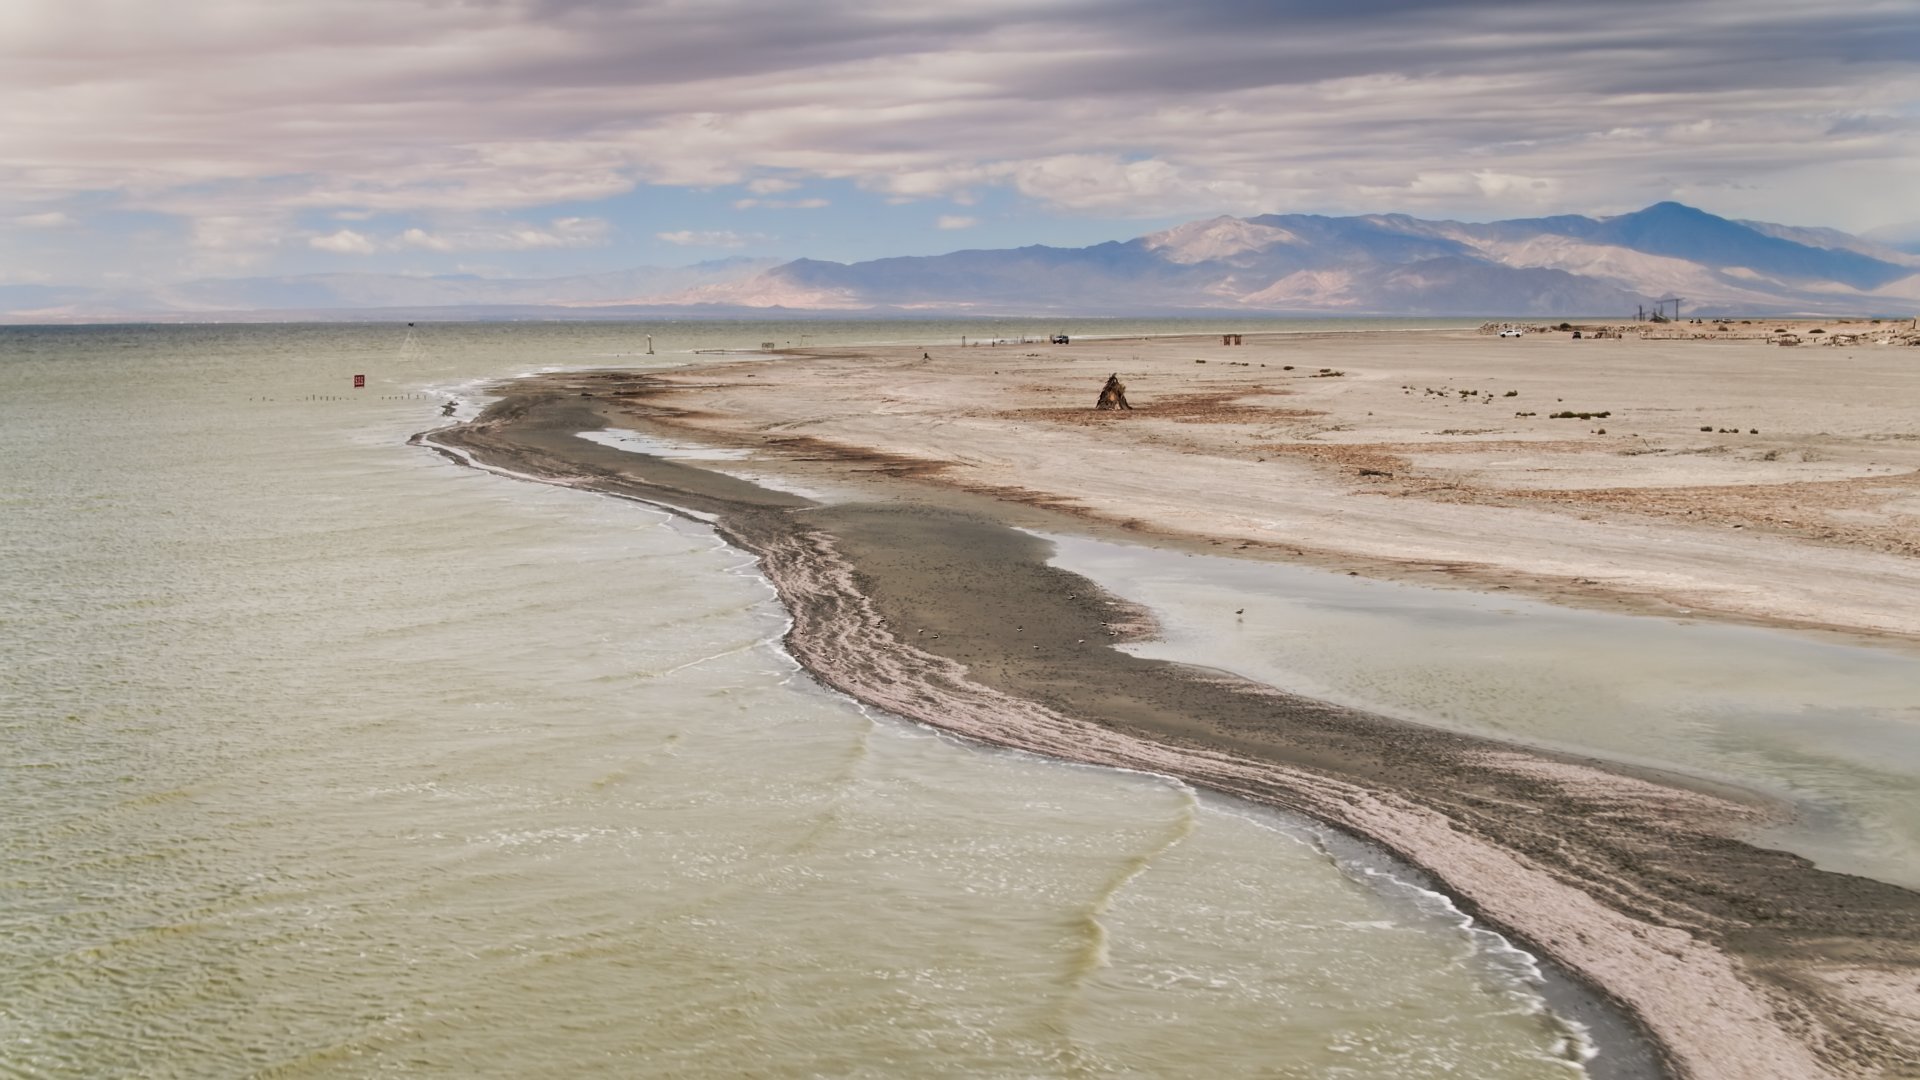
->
746, 177, 801, 195
12, 211, 72, 228
935, 214, 978, 229
396, 217, 611, 251
310, 228, 377, 254
178, 214, 289, 272
397, 228, 451, 252
657, 229, 753, 248
1472, 170, 1562, 203
733, 196, 829, 209
1004, 155, 1265, 216
303, 217, 613, 255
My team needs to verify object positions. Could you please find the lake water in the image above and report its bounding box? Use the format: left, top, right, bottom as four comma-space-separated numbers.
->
1043, 535, 1920, 892
4, 320, 1618, 1078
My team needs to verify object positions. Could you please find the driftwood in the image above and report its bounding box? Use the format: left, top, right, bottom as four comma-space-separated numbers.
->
1095, 373, 1133, 411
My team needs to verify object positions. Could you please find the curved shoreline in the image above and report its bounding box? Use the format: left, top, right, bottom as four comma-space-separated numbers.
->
419, 377, 1920, 1080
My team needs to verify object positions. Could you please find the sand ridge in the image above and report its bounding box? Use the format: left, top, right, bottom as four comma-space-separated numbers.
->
418, 331, 1920, 1080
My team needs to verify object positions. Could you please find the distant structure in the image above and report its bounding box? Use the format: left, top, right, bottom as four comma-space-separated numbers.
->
1639, 298, 1683, 322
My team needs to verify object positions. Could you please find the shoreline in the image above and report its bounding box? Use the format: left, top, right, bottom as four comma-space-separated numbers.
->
647, 328, 1920, 645
412, 396, 1667, 1079
418, 348, 1920, 1079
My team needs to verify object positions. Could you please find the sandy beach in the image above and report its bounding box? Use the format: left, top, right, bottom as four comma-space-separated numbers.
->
421, 326, 1920, 1080
660, 323, 1920, 640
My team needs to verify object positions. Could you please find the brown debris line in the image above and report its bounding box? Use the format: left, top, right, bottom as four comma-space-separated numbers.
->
1455, 471, 1920, 558
1261, 438, 1602, 466
996, 406, 1138, 425
1135, 388, 1304, 422
1245, 438, 1618, 483
535, 368, 716, 421
756, 432, 956, 481
962, 481, 1095, 519
1257, 441, 1412, 474
1011, 388, 1320, 425
420, 384, 1920, 1080
1246, 429, 1920, 559
1406, 438, 1602, 455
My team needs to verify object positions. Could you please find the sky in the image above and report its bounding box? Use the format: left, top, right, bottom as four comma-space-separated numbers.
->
5, 0, 1917, 287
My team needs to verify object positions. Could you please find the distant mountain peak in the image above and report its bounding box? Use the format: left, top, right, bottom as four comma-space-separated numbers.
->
1141, 216, 1299, 264
5, 203, 1911, 322
1631, 200, 1710, 217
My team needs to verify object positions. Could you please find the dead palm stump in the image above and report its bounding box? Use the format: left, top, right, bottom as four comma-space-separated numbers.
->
1095, 373, 1133, 411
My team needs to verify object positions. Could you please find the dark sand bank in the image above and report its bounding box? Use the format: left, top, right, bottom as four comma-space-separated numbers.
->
419, 371, 1920, 1080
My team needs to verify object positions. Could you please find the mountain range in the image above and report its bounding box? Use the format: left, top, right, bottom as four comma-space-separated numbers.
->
7, 203, 1918, 323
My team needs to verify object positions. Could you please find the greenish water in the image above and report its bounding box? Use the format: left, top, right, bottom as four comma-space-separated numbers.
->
1047, 535, 1920, 891
2, 323, 1602, 1078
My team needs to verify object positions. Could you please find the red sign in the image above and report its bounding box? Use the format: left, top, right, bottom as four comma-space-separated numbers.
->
352, 374, 366, 388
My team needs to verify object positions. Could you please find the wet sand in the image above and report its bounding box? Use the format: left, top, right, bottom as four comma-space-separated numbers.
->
418, 342, 1920, 1080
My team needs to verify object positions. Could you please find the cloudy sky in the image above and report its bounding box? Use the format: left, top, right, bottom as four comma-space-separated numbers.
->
5, 0, 1917, 286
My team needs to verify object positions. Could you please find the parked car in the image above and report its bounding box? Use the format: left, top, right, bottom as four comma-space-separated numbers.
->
1051, 334, 1070, 344
1498, 328, 1524, 338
